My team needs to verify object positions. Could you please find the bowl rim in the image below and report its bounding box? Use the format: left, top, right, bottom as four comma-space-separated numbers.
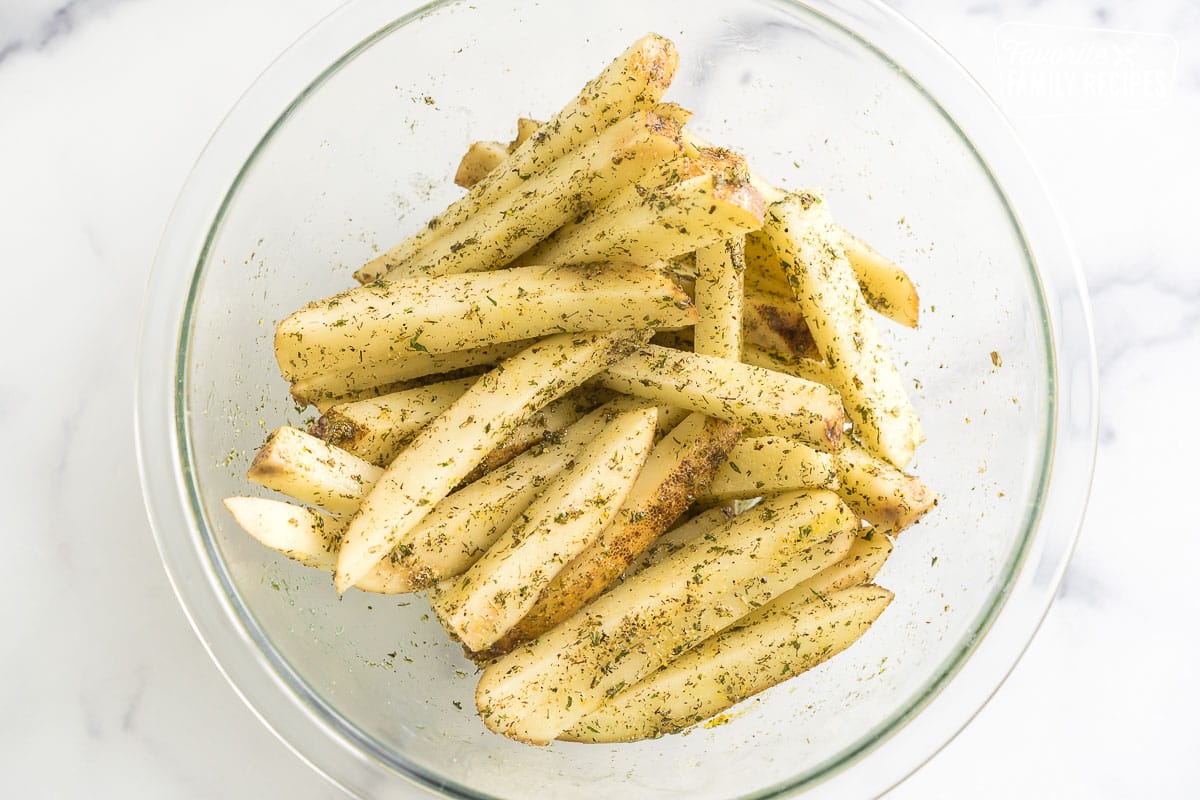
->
135, 0, 1098, 797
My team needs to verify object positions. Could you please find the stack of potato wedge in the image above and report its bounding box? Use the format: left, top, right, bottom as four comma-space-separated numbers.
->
225, 33, 937, 745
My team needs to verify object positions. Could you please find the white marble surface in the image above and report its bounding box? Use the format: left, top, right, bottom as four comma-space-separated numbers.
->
0, 0, 1196, 797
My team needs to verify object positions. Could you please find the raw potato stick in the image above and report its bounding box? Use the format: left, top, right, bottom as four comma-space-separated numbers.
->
454, 140, 508, 189
622, 506, 737, 579
290, 339, 532, 410
432, 407, 658, 651
453, 118, 542, 189
474, 490, 857, 744
693, 237, 746, 360
247, 426, 380, 515
561, 585, 893, 742
840, 231, 920, 328
335, 330, 650, 592
222, 498, 410, 594
355, 34, 680, 282
275, 263, 696, 382
310, 380, 596, 468
700, 436, 837, 504
597, 343, 843, 448
631, 521, 892, 592
309, 377, 477, 465
837, 440, 936, 534
518, 149, 764, 268
764, 191, 922, 467
481, 412, 743, 657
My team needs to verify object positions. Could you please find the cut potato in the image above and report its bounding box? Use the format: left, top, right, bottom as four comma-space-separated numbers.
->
839, 231, 919, 328
454, 140, 508, 189
310, 377, 477, 465
222, 497, 409, 594
482, 412, 743, 657
474, 490, 857, 744
432, 407, 658, 651
355, 34, 680, 282
838, 440, 936, 534
562, 584, 893, 742
453, 118, 544, 189
764, 191, 922, 467
598, 343, 843, 448
289, 339, 532, 410
693, 237, 745, 360
517, 148, 764, 267
311, 380, 597, 468
699, 436, 837, 504
247, 426, 380, 515
622, 506, 736, 579
276, 263, 695, 382
335, 330, 649, 592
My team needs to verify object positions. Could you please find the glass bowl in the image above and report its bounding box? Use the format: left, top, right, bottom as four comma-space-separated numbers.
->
135, 0, 1097, 797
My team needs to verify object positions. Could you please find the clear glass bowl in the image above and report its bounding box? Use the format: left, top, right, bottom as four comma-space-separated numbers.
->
135, 0, 1097, 797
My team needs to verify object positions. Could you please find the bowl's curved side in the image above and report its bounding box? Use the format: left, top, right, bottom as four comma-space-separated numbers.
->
136, 1, 1097, 798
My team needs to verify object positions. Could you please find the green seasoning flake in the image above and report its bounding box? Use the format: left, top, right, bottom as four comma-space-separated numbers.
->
409, 332, 429, 352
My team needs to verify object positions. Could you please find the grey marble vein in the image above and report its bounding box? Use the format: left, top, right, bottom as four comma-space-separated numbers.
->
0, 0, 124, 64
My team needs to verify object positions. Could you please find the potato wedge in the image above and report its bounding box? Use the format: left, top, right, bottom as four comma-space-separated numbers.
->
246, 426, 380, 515
289, 339, 532, 410
561, 584, 893, 742
222, 497, 409, 594
699, 436, 837, 504
621, 506, 736, 579
453, 120, 544, 189
310, 381, 597, 468
276, 263, 695, 382
801, 531, 894, 596
764, 191, 922, 467
474, 490, 857, 744
432, 407, 658, 651
336, 329, 649, 592
482, 412, 743, 657
511, 117, 541, 150
597, 344, 843, 448
454, 140, 508, 189
355, 34, 680, 282
693, 237, 745, 360
840, 231, 919, 328
518, 148, 764, 268
838, 440, 936, 534
309, 377, 477, 465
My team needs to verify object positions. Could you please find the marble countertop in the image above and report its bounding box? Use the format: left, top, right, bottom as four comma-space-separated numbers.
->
1, 0, 1196, 797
